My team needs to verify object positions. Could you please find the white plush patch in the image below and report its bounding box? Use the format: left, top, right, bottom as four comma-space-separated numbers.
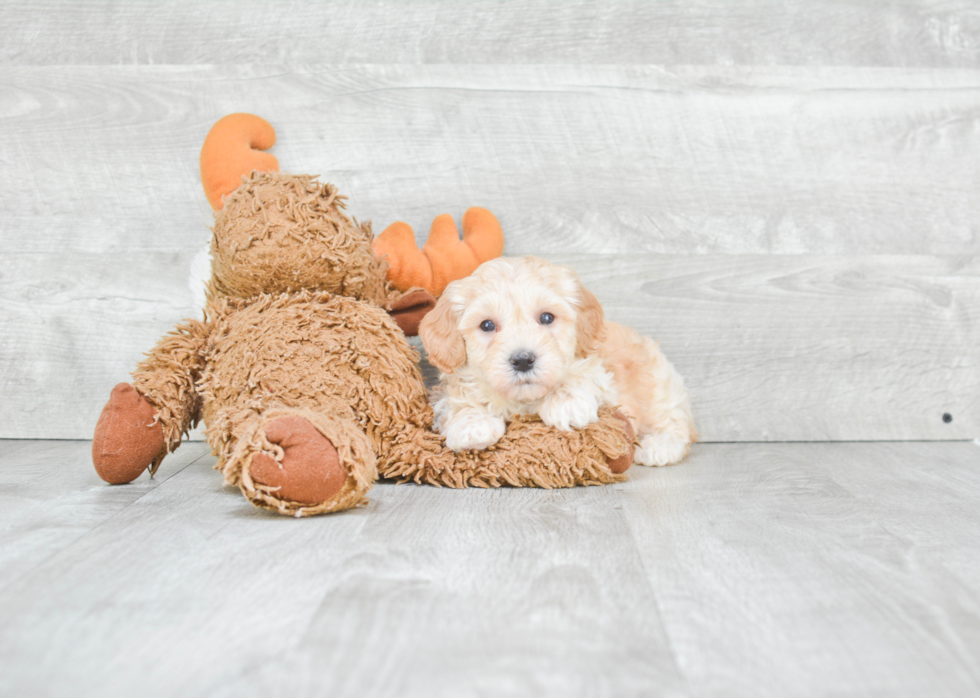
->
188, 242, 212, 310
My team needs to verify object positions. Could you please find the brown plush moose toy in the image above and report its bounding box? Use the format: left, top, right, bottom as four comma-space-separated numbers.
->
91, 114, 634, 516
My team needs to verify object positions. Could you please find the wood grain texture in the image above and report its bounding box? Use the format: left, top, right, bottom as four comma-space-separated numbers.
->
620, 441, 980, 698
0, 250, 204, 439
0, 441, 684, 698
1, 439, 979, 697
3, 12, 979, 443
0, 440, 212, 595
2, 65, 978, 256
554, 253, 980, 442
4, 0, 980, 68
3, 252, 976, 441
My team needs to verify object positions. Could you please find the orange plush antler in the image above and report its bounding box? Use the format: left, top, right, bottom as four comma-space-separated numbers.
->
200, 113, 279, 210
373, 207, 504, 297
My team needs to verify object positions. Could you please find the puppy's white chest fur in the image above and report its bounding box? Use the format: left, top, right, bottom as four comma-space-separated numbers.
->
431, 354, 617, 451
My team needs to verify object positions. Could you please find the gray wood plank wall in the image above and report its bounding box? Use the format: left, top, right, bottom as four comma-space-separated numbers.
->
1, 1, 977, 441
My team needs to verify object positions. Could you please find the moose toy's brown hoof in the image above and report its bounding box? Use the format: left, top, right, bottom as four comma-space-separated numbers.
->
606, 410, 636, 474
228, 409, 377, 517
92, 383, 166, 484
249, 416, 347, 505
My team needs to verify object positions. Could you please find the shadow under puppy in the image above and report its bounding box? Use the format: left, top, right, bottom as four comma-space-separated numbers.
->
419, 256, 697, 466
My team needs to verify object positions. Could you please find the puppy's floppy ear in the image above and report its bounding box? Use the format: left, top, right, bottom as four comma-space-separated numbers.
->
574, 283, 606, 357
419, 289, 466, 374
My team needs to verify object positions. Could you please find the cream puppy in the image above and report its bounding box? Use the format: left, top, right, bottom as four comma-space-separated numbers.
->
419, 256, 697, 466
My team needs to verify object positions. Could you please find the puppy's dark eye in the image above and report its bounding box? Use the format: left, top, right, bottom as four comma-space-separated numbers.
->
479, 319, 496, 332
539, 312, 554, 325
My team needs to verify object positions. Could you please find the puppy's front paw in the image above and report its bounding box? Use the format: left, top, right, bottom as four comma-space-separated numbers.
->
443, 412, 507, 452
538, 391, 600, 431
635, 431, 692, 467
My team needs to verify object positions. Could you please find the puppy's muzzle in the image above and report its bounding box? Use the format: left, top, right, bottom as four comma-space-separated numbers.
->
509, 351, 536, 373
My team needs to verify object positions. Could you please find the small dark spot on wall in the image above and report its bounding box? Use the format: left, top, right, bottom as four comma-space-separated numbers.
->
942, 413, 953, 424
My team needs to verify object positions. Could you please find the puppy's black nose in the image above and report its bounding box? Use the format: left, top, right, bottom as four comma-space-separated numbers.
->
510, 351, 536, 373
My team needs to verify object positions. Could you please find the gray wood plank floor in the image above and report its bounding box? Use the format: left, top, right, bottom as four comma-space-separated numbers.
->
2, 439, 978, 698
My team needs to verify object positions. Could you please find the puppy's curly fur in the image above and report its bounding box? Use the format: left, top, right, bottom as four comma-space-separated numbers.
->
420, 256, 697, 466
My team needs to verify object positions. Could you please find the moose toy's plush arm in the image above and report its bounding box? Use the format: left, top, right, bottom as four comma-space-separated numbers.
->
92, 317, 211, 484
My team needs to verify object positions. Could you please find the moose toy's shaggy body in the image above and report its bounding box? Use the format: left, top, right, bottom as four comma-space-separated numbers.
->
92, 116, 634, 516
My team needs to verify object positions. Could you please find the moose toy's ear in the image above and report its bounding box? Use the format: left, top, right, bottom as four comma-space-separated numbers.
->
418, 288, 467, 374
373, 207, 504, 298
200, 113, 280, 211
386, 290, 437, 337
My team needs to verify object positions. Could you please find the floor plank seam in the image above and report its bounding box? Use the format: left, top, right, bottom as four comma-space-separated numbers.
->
0, 448, 213, 599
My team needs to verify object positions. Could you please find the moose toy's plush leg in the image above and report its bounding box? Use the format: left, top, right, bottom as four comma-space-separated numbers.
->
216, 405, 633, 516
92, 318, 211, 484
